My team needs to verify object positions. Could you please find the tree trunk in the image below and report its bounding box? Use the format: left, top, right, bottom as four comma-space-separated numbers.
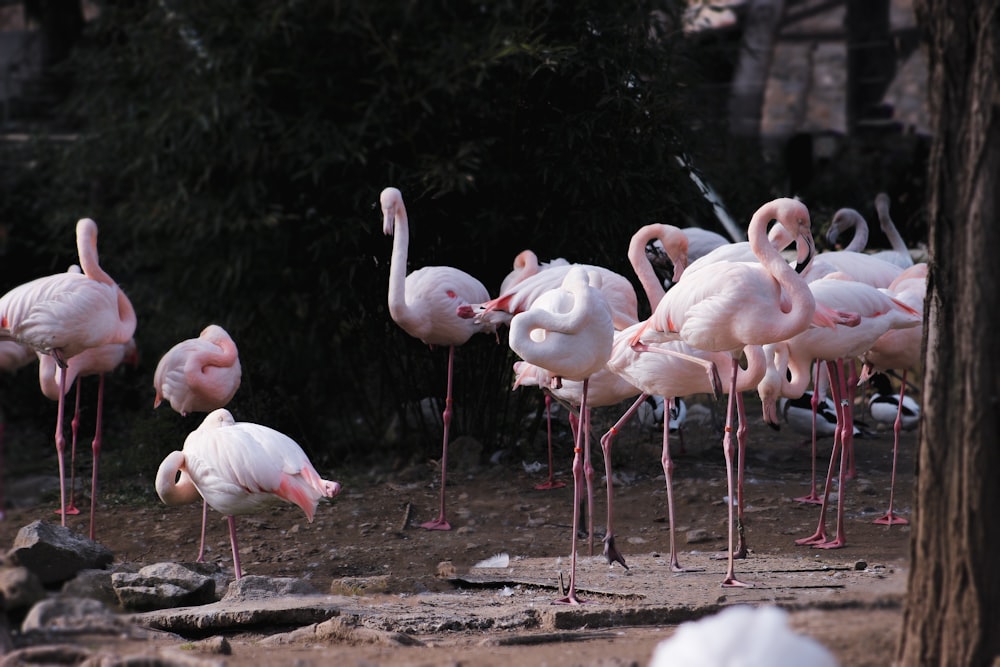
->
728, 0, 786, 138
899, 2, 1000, 665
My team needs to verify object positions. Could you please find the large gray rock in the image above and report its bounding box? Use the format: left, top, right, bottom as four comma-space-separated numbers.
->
0, 566, 46, 612
8, 521, 113, 585
112, 562, 218, 611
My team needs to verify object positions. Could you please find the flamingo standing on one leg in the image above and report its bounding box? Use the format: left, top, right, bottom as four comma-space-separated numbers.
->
509, 266, 614, 605
380, 187, 495, 531
629, 198, 824, 588
859, 262, 927, 526
0, 218, 137, 526
155, 408, 341, 579
38, 337, 138, 538
153, 324, 243, 558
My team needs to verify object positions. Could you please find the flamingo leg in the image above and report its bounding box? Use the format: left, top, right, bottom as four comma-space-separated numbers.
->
874, 370, 910, 526
583, 406, 595, 556
733, 391, 750, 559
64, 378, 82, 515
554, 379, 589, 605
662, 399, 703, 573
421, 345, 455, 531
599, 393, 646, 569
227, 515, 243, 579
196, 498, 209, 561
844, 359, 858, 480
87, 373, 105, 540
721, 356, 751, 588
534, 393, 565, 490
54, 362, 69, 527
815, 358, 851, 549
794, 359, 824, 504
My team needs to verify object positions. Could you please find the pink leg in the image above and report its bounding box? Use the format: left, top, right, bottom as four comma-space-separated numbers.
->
599, 394, 646, 570
227, 515, 243, 579
733, 391, 750, 559
196, 498, 209, 561
662, 399, 703, 573
582, 406, 595, 556
874, 370, 910, 526
554, 379, 590, 605
844, 359, 858, 480
87, 373, 105, 540
54, 360, 69, 527
535, 393, 565, 490
422, 345, 455, 531
796, 360, 843, 546
816, 359, 851, 549
721, 357, 751, 588
795, 359, 824, 504
56, 379, 83, 516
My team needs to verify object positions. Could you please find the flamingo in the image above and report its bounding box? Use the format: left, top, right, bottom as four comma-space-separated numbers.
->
508, 266, 614, 604
825, 194, 914, 268
380, 187, 495, 531
155, 408, 341, 579
645, 226, 729, 291
37, 337, 137, 538
753, 276, 921, 549
0, 341, 36, 520
859, 262, 926, 525
499, 250, 570, 294
606, 327, 765, 571
0, 218, 137, 525
629, 197, 822, 587
153, 324, 243, 558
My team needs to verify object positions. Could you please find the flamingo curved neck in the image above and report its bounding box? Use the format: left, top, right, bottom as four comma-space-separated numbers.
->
836, 210, 869, 253
155, 451, 202, 505
628, 224, 687, 311
386, 202, 416, 328
748, 200, 816, 336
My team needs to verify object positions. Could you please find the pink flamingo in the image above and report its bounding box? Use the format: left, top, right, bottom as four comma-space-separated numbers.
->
499, 250, 569, 294
825, 194, 913, 268
0, 341, 36, 520
508, 266, 614, 604
755, 276, 921, 550
153, 324, 243, 558
859, 262, 927, 525
606, 326, 766, 570
155, 408, 341, 579
0, 218, 137, 525
38, 337, 137, 538
380, 187, 495, 531
628, 197, 822, 587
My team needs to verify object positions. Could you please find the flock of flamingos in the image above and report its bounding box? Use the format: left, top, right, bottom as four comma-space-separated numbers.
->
0, 188, 924, 608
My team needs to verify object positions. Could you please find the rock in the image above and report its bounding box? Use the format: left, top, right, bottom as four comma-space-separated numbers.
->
222, 575, 319, 601
0, 566, 46, 613
112, 563, 218, 611
8, 521, 113, 585
21, 596, 114, 632
62, 567, 127, 609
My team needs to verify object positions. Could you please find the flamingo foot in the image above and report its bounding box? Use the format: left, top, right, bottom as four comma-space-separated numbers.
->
793, 493, 824, 505
795, 529, 827, 546
670, 559, 705, 573
534, 479, 566, 490
813, 535, 846, 549
873, 512, 909, 526
552, 592, 588, 605
602, 534, 629, 570
420, 518, 452, 531
55, 504, 81, 516
721, 576, 754, 588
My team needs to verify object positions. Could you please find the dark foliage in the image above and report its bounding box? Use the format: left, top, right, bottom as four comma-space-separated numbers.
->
0, 0, 736, 475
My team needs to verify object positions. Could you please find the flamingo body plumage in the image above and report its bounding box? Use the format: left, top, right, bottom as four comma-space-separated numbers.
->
153, 325, 242, 416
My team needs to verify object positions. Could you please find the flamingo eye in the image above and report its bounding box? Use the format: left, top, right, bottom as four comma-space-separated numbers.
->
446, 290, 457, 299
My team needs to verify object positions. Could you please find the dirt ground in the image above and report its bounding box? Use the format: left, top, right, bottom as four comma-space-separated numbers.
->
0, 395, 915, 666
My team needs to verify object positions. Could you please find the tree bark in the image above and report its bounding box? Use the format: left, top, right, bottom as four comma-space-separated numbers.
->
728, 0, 786, 138
899, 2, 1000, 666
